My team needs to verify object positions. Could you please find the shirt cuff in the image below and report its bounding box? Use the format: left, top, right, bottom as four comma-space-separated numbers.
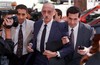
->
57, 51, 61, 57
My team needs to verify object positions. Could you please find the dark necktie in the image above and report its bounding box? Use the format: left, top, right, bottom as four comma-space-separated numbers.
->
40, 24, 47, 52
16, 25, 23, 57
70, 28, 74, 48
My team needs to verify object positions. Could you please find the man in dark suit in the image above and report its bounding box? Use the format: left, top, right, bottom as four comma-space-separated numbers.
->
64, 6, 94, 65
27, 2, 73, 65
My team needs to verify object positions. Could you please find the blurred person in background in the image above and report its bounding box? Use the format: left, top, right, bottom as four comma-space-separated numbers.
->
27, 8, 33, 20
62, 16, 67, 22
27, 8, 43, 22
54, 9, 64, 22
11, 2, 17, 10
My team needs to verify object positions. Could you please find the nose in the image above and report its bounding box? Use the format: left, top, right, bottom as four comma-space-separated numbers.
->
19, 15, 23, 19
45, 12, 49, 16
71, 19, 74, 23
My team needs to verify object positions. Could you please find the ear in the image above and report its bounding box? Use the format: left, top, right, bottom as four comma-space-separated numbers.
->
26, 13, 29, 16
59, 15, 62, 19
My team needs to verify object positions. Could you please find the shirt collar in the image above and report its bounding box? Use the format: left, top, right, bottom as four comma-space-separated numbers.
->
69, 22, 79, 31
18, 19, 26, 28
43, 19, 53, 27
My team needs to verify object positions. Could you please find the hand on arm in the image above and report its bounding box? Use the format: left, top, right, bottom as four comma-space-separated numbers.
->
27, 43, 34, 53
62, 36, 69, 45
43, 50, 57, 59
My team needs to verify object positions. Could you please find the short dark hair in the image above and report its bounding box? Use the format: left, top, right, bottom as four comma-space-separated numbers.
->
15, 4, 28, 12
55, 9, 62, 17
66, 6, 81, 17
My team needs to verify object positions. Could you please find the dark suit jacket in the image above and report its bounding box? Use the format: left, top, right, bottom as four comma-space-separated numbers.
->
32, 19, 73, 65
65, 22, 94, 65
0, 36, 15, 65
85, 52, 100, 65
0, 36, 14, 55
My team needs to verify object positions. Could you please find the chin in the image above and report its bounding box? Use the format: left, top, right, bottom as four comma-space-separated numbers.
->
44, 19, 50, 23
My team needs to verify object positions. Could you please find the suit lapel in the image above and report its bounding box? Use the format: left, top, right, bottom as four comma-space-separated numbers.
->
35, 20, 43, 38
48, 21, 56, 42
34, 20, 57, 43
75, 22, 84, 49
24, 21, 32, 43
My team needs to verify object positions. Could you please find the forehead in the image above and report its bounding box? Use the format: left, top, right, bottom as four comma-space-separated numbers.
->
68, 13, 79, 18
42, 4, 54, 11
17, 9, 27, 13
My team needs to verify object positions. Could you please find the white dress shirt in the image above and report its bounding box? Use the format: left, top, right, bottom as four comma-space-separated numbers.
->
68, 22, 79, 49
36, 19, 53, 51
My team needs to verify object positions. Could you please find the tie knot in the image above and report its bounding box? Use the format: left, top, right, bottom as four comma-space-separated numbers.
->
44, 24, 47, 28
71, 28, 74, 32
20, 25, 22, 28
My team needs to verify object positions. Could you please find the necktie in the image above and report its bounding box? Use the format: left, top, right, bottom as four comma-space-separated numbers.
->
16, 25, 23, 57
40, 24, 47, 52
70, 28, 74, 48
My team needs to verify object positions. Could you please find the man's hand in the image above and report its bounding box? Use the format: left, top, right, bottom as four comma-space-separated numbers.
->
43, 50, 57, 59
77, 46, 89, 55
3, 18, 13, 27
62, 36, 69, 45
27, 43, 34, 53
3, 18, 13, 39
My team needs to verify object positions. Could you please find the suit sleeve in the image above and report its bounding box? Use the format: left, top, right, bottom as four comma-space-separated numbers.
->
5, 39, 14, 53
57, 22, 74, 58
0, 36, 14, 55
59, 44, 74, 58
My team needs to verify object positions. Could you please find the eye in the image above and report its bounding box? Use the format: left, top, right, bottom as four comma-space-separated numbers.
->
74, 18, 78, 20
48, 11, 52, 14
17, 13, 26, 16
22, 14, 25, 16
42, 10, 46, 13
69, 17, 72, 20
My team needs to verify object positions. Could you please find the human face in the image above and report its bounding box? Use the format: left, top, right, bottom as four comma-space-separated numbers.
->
42, 4, 55, 23
17, 9, 27, 24
54, 11, 61, 22
67, 13, 80, 28
4, 15, 13, 19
